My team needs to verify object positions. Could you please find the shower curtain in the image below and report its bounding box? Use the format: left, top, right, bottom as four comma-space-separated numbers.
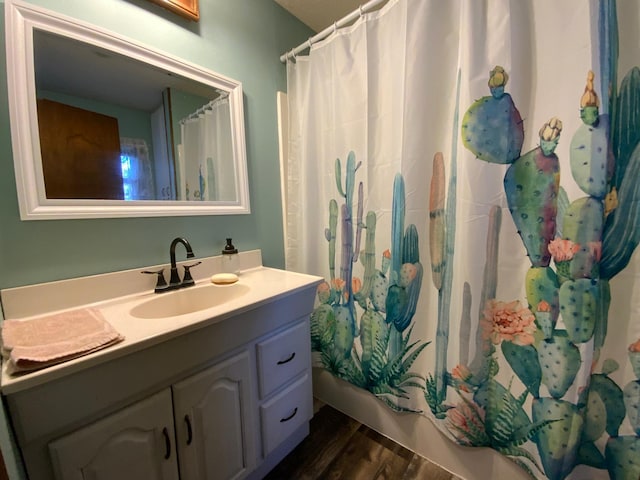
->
284, 0, 640, 479
177, 98, 235, 201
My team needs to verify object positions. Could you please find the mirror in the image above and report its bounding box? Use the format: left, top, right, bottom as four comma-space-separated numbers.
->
5, 0, 250, 219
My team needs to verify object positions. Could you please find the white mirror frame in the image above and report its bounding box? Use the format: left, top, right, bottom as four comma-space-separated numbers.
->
5, 0, 251, 220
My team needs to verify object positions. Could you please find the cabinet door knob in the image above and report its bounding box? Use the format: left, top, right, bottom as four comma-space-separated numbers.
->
280, 407, 298, 423
162, 427, 171, 459
277, 352, 296, 365
184, 415, 193, 445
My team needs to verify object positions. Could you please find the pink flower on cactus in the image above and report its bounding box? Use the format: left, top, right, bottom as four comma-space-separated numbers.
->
588, 241, 602, 262
629, 339, 640, 353
481, 299, 536, 346
342, 277, 362, 301
452, 364, 472, 383
317, 282, 331, 295
383, 249, 391, 259
446, 400, 488, 446
317, 281, 331, 302
331, 278, 345, 291
451, 364, 473, 392
548, 238, 581, 262
537, 300, 551, 312
352, 277, 362, 294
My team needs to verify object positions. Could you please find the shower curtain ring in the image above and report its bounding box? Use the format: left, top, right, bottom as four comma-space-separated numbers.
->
359, 4, 364, 16
333, 21, 338, 34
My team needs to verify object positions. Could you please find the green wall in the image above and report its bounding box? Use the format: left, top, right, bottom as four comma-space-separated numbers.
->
0, 0, 312, 290
0, 1, 311, 477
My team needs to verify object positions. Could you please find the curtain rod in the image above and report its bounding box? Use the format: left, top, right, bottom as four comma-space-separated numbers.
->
179, 95, 228, 124
279, 0, 388, 63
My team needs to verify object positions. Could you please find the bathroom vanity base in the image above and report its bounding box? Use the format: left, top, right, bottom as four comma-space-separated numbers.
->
1, 263, 321, 480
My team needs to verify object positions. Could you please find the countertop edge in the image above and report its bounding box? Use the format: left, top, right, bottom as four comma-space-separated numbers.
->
1, 266, 323, 395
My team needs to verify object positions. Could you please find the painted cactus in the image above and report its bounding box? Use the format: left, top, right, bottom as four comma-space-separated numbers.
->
525, 267, 560, 340
460, 67, 618, 480
532, 398, 583, 480
623, 341, 640, 435
605, 436, 640, 480
468, 205, 501, 383
453, 1, 640, 475
311, 152, 428, 410
386, 175, 424, 360
504, 118, 561, 267
429, 152, 451, 406
538, 334, 581, 399
577, 366, 624, 470
600, 143, 640, 279
612, 67, 640, 189
601, 340, 640, 479
462, 66, 525, 164
570, 71, 613, 199
561, 197, 604, 280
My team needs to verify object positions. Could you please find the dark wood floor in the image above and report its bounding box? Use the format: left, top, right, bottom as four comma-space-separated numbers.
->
264, 403, 461, 480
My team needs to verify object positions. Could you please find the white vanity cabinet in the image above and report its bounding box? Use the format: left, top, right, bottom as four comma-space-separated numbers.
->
3, 279, 319, 480
49, 389, 180, 480
49, 350, 256, 480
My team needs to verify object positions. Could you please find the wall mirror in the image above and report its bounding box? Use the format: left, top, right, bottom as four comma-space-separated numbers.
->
5, 0, 250, 220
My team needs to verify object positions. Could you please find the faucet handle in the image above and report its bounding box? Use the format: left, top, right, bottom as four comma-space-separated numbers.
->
181, 262, 202, 287
142, 269, 169, 293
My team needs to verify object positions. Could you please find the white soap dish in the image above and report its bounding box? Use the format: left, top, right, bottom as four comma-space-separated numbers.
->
211, 273, 239, 285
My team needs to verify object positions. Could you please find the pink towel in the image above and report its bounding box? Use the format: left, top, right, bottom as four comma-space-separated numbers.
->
1, 308, 124, 374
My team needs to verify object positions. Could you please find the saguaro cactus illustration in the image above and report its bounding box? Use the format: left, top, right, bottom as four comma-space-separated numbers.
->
310, 152, 429, 411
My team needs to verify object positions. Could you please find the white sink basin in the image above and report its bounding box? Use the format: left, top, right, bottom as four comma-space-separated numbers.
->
129, 283, 250, 319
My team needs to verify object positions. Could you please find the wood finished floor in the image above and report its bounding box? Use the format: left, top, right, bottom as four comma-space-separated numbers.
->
264, 403, 461, 480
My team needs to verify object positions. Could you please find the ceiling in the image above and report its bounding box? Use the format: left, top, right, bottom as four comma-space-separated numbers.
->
274, 0, 365, 33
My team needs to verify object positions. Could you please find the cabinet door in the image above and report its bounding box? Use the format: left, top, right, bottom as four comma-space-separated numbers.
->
172, 350, 255, 480
49, 389, 179, 480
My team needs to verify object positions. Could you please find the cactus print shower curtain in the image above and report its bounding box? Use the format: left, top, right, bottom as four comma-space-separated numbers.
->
284, 0, 640, 478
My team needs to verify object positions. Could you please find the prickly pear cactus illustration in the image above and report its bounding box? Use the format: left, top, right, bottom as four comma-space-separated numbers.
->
462, 66, 525, 164
605, 436, 640, 480
538, 334, 581, 399
532, 398, 583, 480
504, 126, 560, 267
310, 152, 429, 411
454, 50, 640, 479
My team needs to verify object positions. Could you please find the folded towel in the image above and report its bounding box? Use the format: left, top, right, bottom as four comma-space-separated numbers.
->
1, 308, 124, 374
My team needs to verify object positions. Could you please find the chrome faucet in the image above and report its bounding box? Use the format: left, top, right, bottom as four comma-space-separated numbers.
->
169, 237, 196, 289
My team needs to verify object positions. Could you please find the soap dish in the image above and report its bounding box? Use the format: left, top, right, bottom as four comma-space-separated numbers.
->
211, 273, 239, 285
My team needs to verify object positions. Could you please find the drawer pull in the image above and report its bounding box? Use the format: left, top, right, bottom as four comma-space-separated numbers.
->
277, 352, 296, 365
162, 427, 171, 459
280, 407, 298, 423
185, 415, 193, 445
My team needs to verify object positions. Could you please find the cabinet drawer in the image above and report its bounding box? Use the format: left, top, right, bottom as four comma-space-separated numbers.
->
259, 372, 311, 457
256, 320, 310, 398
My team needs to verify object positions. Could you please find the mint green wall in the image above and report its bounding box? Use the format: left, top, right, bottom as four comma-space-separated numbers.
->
0, 0, 312, 290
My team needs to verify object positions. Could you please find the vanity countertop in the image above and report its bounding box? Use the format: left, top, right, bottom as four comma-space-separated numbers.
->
0, 252, 322, 395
